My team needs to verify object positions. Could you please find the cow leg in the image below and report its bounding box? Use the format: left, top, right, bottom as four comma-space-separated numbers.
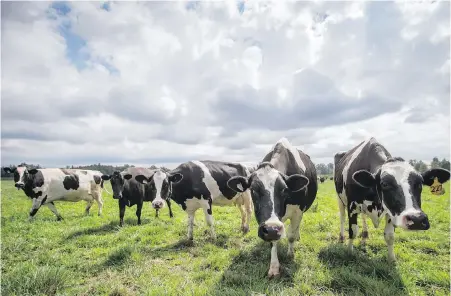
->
384, 214, 396, 262
166, 199, 174, 218
85, 200, 94, 215
242, 190, 252, 234
94, 192, 103, 216
119, 200, 126, 227
237, 203, 247, 234
136, 202, 143, 225
338, 198, 346, 243
46, 202, 63, 221
185, 199, 200, 241
348, 212, 359, 251
268, 241, 280, 278
287, 208, 303, 257
201, 198, 216, 240
361, 215, 369, 245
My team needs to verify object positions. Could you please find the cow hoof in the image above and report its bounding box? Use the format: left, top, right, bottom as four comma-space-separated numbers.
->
361, 231, 369, 239
339, 234, 345, 243
242, 225, 250, 234
56, 216, 63, 221
267, 266, 280, 278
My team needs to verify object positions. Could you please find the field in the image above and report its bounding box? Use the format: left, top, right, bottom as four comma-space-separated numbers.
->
1, 179, 449, 296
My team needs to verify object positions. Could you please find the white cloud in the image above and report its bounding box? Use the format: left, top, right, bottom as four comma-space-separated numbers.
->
1, 1, 449, 169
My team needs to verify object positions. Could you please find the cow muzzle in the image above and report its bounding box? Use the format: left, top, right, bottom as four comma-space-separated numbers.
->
113, 194, 122, 200
152, 200, 164, 209
404, 212, 430, 230
258, 224, 284, 242
15, 182, 25, 190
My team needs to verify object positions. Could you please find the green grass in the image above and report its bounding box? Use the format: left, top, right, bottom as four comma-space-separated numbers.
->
1, 179, 449, 295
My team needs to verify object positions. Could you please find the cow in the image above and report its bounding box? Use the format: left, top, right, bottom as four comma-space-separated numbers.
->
227, 138, 318, 278
134, 161, 253, 241
320, 177, 325, 183
329, 176, 333, 180
333, 137, 450, 262
100, 167, 168, 227
3, 166, 104, 220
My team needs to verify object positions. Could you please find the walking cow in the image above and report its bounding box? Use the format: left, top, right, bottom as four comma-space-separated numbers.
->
3, 166, 104, 220
334, 137, 450, 262
101, 167, 168, 226
227, 138, 318, 278
134, 161, 253, 241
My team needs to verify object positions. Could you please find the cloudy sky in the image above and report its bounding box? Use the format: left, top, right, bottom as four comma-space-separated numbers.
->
1, 1, 449, 169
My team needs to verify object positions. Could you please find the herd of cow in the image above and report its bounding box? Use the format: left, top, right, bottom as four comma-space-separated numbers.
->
3, 137, 450, 278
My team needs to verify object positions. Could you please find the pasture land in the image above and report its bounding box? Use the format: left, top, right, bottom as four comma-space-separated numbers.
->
1, 179, 449, 296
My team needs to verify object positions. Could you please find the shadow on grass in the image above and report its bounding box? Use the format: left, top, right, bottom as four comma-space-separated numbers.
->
65, 221, 120, 239
102, 245, 134, 268
209, 241, 299, 295
317, 243, 407, 296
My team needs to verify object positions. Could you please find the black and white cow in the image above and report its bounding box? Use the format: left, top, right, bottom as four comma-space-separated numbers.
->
320, 177, 325, 183
3, 166, 104, 220
227, 138, 318, 278
134, 161, 253, 241
329, 176, 333, 180
101, 167, 166, 227
334, 137, 450, 262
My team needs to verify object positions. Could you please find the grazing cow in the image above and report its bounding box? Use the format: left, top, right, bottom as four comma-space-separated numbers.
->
330, 176, 334, 180
101, 167, 166, 226
134, 161, 253, 240
320, 177, 325, 183
3, 166, 104, 220
334, 137, 450, 262
227, 138, 318, 278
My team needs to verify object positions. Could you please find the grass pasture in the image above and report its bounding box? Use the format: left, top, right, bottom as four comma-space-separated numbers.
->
1, 179, 450, 296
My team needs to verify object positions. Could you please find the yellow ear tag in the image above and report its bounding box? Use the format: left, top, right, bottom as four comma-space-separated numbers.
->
430, 177, 445, 195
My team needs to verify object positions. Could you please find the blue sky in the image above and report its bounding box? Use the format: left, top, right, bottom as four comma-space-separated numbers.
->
1, 1, 449, 168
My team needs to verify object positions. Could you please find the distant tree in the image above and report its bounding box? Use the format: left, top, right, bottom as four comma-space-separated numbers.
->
327, 163, 333, 174
431, 157, 440, 168
439, 158, 450, 170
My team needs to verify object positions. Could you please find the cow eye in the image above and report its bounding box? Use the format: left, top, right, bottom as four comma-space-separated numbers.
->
381, 182, 390, 190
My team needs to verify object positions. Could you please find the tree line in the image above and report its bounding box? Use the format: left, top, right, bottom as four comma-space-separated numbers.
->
315, 157, 450, 176
2, 157, 449, 179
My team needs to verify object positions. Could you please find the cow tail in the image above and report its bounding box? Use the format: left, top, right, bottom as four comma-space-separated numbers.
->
100, 179, 113, 195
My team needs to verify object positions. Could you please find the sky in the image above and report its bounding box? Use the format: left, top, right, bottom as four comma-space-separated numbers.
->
1, 1, 450, 169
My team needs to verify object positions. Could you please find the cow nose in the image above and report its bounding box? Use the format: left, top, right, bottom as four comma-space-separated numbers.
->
405, 212, 430, 230
152, 201, 163, 209
258, 224, 282, 241
15, 183, 24, 189
113, 194, 122, 200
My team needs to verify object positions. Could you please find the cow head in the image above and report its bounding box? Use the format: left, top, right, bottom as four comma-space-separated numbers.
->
227, 162, 309, 242
101, 171, 133, 199
352, 157, 450, 231
3, 166, 31, 190
135, 170, 183, 209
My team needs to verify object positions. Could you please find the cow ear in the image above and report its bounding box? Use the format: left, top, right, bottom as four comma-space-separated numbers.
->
352, 170, 376, 188
123, 174, 133, 180
28, 169, 39, 175
422, 168, 450, 186
168, 173, 183, 184
135, 175, 149, 184
285, 174, 309, 192
3, 167, 16, 174
227, 176, 249, 193
101, 175, 111, 180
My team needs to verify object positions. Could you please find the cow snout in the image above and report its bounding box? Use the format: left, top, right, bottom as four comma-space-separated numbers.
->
258, 224, 283, 241
113, 194, 122, 200
15, 182, 24, 189
405, 212, 430, 230
152, 200, 164, 209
